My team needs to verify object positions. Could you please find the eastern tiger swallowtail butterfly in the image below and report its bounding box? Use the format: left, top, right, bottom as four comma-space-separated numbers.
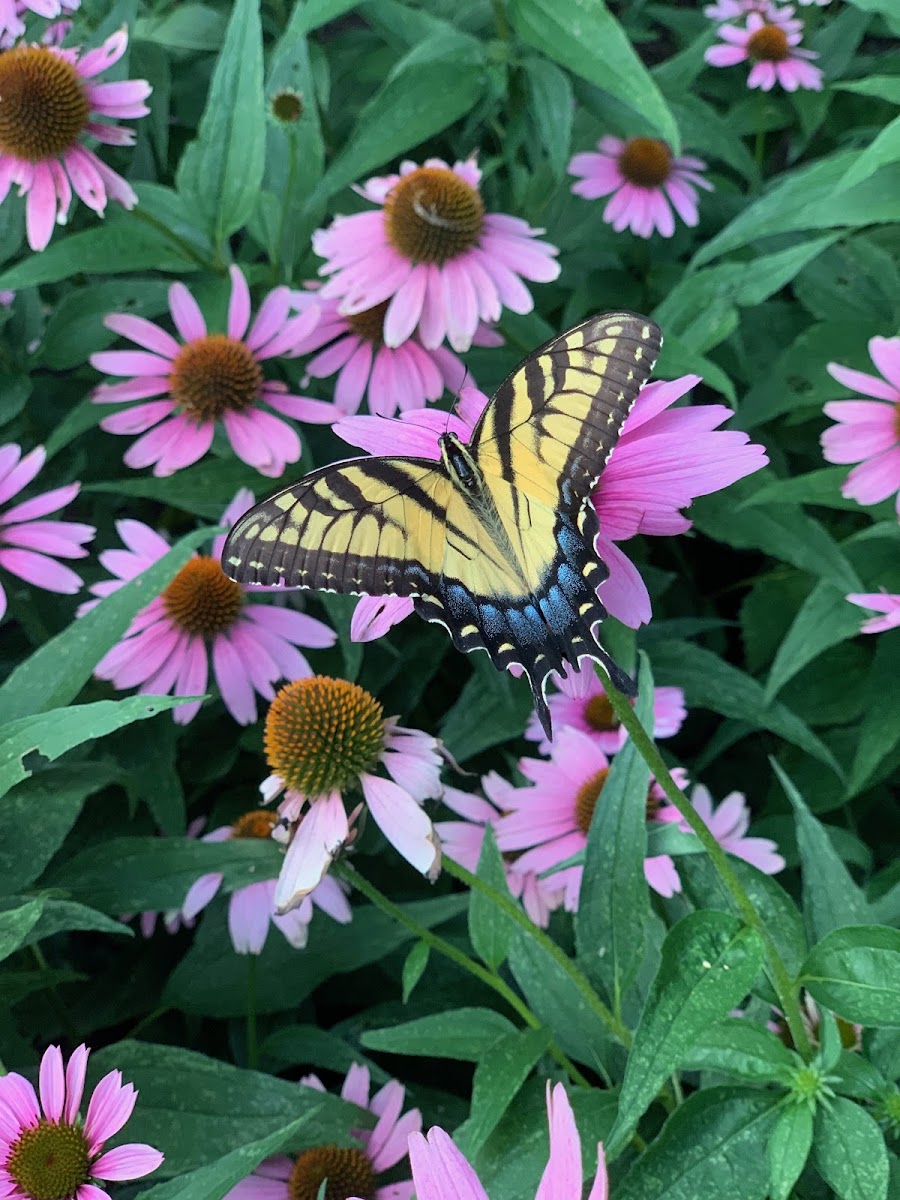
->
221, 312, 663, 738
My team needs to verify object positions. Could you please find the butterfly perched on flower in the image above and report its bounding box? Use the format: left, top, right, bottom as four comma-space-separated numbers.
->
221, 313, 663, 737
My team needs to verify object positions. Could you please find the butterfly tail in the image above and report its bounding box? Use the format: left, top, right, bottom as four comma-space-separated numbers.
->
590, 646, 638, 699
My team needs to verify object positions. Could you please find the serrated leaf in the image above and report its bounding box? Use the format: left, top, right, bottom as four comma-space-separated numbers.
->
680, 1018, 799, 1083
812, 1096, 889, 1200
607, 911, 765, 1157
456, 1026, 551, 1159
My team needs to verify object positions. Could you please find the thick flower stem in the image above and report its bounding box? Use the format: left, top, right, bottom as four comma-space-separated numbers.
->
603, 679, 813, 1059
441, 857, 633, 1049
335, 862, 592, 1088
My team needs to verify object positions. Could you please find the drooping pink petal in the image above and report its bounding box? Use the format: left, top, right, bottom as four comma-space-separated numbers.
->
360, 773, 441, 880
274, 793, 349, 913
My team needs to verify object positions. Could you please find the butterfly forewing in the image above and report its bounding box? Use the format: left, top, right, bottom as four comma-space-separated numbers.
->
222, 456, 453, 597
471, 312, 662, 514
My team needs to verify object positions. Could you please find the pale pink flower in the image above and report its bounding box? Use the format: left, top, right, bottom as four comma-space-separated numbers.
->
0, 290, 14, 306
569, 136, 713, 238
490, 728, 687, 902
408, 1083, 608, 1200
261, 675, 443, 912
436, 783, 566, 928
79, 489, 336, 725
90, 265, 335, 477
225, 1063, 420, 1200
288, 289, 502, 417
342, 375, 767, 638
705, 7, 823, 91
656, 784, 785, 875
0, 0, 78, 42
313, 156, 560, 353
704, 0, 778, 20
130, 816, 206, 938
0, 29, 150, 250
821, 336, 900, 517
181, 810, 352, 954
525, 662, 686, 754
0, 443, 94, 621
0, 1043, 163, 1200
846, 592, 900, 634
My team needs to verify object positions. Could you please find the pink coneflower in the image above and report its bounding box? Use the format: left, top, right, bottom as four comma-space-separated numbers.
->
288, 289, 502, 417
90, 265, 335, 477
312, 156, 560, 353
226, 1063, 420, 1200
0, 443, 94, 621
0, 1043, 163, 1200
408, 1083, 608, 1200
846, 592, 900, 634
525, 663, 686, 754
79, 489, 336, 725
0, 1, 78, 43
705, 7, 823, 91
342, 375, 767, 638
704, 0, 778, 20
0, 29, 150, 251
490, 728, 687, 901
821, 336, 900, 517
569, 136, 713, 238
261, 675, 443, 912
181, 809, 352, 953
436, 782, 565, 928
656, 785, 784, 875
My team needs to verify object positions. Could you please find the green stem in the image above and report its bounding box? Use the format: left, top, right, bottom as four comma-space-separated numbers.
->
441, 857, 632, 1049
603, 680, 813, 1059
273, 134, 299, 286
335, 862, 592, 1088
246, 956, 258, 1070
491, 0, 510, 40
127, 206, 217, 272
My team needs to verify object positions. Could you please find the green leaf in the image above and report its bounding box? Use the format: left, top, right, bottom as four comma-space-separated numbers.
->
164, 894, 467, 1016
320, 32, 486, 199
35, 278, 170, 370
469, 826, 515, 971
0, 898, 44, 964
0, 765, 119, 894
575, 653, 653, 1003
91, 1041, 358, 1177
801, 926, 900, 1029
139, 1114, 318, 1200
522, 57, 573, 178
292, 0, 363, 33
678, 854, 808, 982
765, 582, 864, 702
401, 940, 430, 1002
0, 526, 214, 724
840, 113, 900, 192
615, 1087, 782, 1200
650, 640, 842, 776
680, 1018, 799, 1084
742, 467, 865, 513
693, 156, 900, 267
773, 761, 869, 942
362, 1008, 516, 1061
85, 459, 263, 520
849, 629, 900, 796
812, 1096, 889, 1200
456, 1026, 552, 1159
607, 912, 765, 1157
769, 1104, 814, 1200
0, 696, 190, 800
44, 836, 279, 913
176, 0, 265, 244
21, 898, 129, 945
441, 653, 533, 760
835, 76, 900, 104
134, 4, 228, 51
509, 0, 678, 148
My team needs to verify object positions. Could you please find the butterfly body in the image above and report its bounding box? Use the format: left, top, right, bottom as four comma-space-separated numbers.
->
222, 312, 663, 737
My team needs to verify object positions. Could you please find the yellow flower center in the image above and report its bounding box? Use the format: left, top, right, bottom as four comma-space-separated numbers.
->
747, 25, 791, 62
168, 334, 264, 423
346, 300, 391, 345
0, 46, 90, 162
7, 1120, 91, 1200
584, 693, 619, 733
385, 166, 485, 266
162, 556, 244, 637
617, 138, 674, 188
232, 809, 279, 839
574, 768, 610, 834
264, 677, 386, 797
287, 1145, 377, 1200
